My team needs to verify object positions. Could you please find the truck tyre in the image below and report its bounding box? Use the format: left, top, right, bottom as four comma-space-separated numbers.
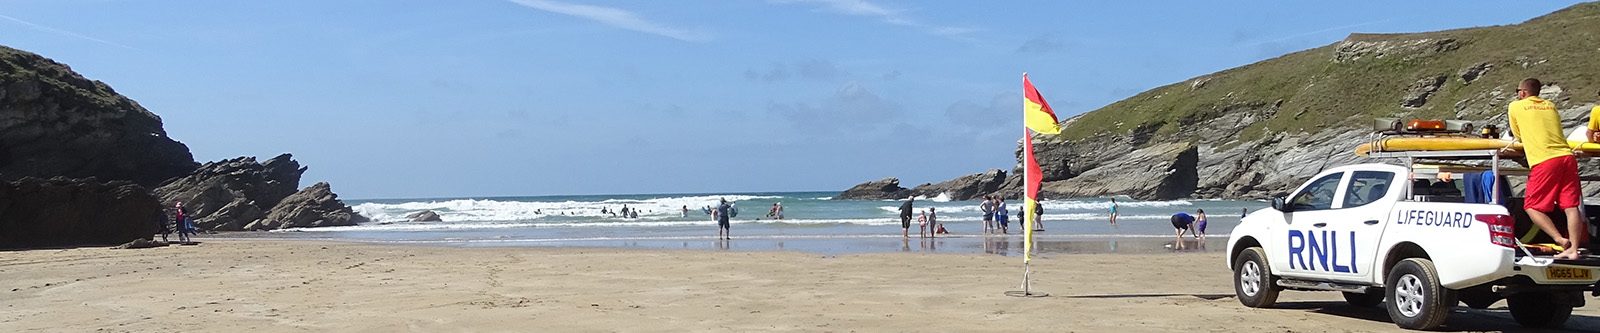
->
1233, 247, 1280, 308
1342, 290, 1384, 307
1507, 292, 1572, 328
1385, 258, 1453, 330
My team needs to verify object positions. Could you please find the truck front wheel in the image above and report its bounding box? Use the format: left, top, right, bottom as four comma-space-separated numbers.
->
1233, 247, 1280, 308
1507, 291, 1573, 328
1385, 258, 1453, 330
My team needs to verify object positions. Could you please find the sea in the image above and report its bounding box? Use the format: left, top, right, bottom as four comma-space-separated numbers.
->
255, 192, 1266, 256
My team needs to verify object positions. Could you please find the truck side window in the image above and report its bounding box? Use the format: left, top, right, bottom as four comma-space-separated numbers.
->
1291, 173, 1343, 211
1342, 171, 1394, 208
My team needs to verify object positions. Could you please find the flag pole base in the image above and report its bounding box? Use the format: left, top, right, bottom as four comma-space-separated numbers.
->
1004, 262, 1049, 298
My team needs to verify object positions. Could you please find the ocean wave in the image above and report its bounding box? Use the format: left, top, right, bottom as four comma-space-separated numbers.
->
287, 217, 922, 232
914, 193, 953, 202
352, 194, 785, 223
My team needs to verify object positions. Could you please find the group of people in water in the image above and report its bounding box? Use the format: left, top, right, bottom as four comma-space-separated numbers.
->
601, 205, 642, 219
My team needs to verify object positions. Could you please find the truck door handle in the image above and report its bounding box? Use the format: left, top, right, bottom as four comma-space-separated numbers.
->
1312, 223, 1327, 228
1363, 220, 1380, 225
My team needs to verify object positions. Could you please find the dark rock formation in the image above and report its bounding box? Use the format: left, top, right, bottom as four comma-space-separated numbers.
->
115, 238, 167, 249
1458, 62, 1492, 84
154, 154, 304, 231
244, 182, 367, 230
1038, 142, 1199, 200
0, 177, 162, 248
1401, 75, 1447, 108
909, 169, 1007, 201
1014, 134, 1080, 182
407, 210, 443, 222
835, 177, 911, 200
0, 46, 197, 187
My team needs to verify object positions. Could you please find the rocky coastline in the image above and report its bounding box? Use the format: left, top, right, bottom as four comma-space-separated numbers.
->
0, 45, 365, 247
841, 6, 1600, 201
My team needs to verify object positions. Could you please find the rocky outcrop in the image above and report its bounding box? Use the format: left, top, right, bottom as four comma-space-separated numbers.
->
407, 210, 443, 222
0, 177, 162, 248
1037, 142, 1198, 200
244, 182, 367, 230
1401, 75, 1447, 108
909, 169, 1007, 201
1333, 37, 1458, 63
835, 177, 911, 200
154, 154, 304, 231
0, 46, 197, 187
1458, 62, 1492, 85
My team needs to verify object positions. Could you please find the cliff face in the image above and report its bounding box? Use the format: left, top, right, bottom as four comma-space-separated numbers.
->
0, 177, 164, 248
966, 3, 1600, 200
0, 46, 197, 187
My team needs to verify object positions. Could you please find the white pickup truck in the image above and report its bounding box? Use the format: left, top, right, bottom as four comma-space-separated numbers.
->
1227, 149, 1600, 330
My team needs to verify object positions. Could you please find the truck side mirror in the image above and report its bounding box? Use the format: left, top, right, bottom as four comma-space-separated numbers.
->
1270, 196, 1289, 212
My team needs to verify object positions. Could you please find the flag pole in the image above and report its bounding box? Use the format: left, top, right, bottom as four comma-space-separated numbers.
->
1008, 72, 1045, 297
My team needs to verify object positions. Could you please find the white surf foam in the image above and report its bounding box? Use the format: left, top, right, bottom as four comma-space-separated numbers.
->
352, 194, 784, 223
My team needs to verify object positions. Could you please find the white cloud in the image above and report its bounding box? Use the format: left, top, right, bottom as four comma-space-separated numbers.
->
770, 0, 976, 39
0, 13, 139, 50
507, 0, 711, 42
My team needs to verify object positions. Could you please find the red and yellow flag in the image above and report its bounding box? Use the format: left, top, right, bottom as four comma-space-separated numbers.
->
1023, 74, 1061, 135
1021, 73, 1059, 264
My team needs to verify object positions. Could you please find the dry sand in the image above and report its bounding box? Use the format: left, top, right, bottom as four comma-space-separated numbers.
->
2, 239, 1598, 332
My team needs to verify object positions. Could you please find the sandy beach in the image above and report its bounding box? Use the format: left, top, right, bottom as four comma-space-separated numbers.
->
3, 239, 1597, 332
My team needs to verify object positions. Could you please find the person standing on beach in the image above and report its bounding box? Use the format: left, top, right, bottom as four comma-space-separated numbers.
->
174, 202, 192, 243
1032, 202, 1044, 232
928, 207, 940, 237
715, 198, 732, 240
1508, 77, 1587, 260
899, 197, 915, 239
1108, 197, 1119, 225
980, 196, 995, 234
996, 197, 1010, 234
1194, 209, 1208, 240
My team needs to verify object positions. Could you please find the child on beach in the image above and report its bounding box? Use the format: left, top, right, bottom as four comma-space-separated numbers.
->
918, 210, 930, 238
928, 207, 939, 237
1194, 209, 1208, 240
1108, 197, 1119, 225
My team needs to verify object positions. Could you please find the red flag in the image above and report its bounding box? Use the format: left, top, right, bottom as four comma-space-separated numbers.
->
1025, 130, 1042, 201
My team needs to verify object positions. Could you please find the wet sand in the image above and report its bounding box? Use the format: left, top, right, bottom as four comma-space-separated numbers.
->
2, 239, 1597, 332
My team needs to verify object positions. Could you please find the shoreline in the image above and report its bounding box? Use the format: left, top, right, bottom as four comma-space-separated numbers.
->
204, 231, 1232, 256
3, 240, 1596, 331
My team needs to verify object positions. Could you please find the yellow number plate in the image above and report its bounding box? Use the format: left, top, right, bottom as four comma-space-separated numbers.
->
1546, 267, 1594, 280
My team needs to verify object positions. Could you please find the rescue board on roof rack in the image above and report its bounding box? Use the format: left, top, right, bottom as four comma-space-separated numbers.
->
1354, 137, 1524, 157
1354, 137, 1600, 157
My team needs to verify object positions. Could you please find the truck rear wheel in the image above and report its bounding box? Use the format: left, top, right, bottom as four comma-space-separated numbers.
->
1507, 292, 1572, 328
1384, 258, 1453, 330
1342, 290, 1384, 307
1233, 247, 1280, 308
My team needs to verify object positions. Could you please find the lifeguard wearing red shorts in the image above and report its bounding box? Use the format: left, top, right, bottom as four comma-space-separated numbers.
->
1507, 77, 1585, 259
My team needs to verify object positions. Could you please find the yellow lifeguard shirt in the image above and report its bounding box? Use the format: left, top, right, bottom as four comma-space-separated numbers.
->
1508, 96, 1570, 166
1589, 105, 1600, 131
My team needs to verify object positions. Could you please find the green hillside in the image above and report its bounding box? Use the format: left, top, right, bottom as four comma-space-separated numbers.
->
1058, 2, 1600, 145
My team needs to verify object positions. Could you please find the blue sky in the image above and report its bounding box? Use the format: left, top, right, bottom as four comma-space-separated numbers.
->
0, 0, 1588, 199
